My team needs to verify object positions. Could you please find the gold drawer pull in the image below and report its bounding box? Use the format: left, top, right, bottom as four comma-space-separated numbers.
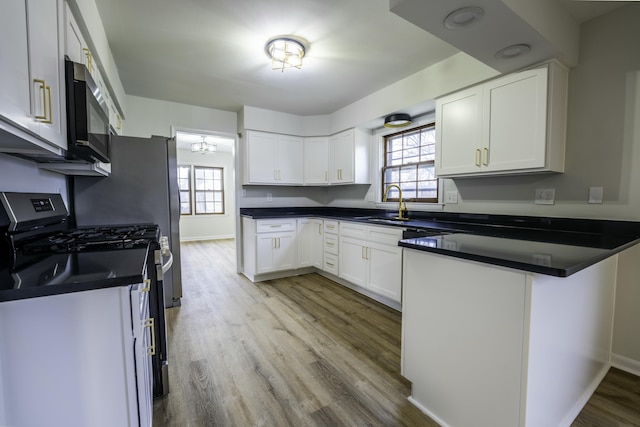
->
144, 318, 156, 356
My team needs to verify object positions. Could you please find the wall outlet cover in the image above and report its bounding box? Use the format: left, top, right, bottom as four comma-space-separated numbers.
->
445, 191, 458, 204
266, 193, 272, 202
588, 186, 603, 204
535, 188, 555, 205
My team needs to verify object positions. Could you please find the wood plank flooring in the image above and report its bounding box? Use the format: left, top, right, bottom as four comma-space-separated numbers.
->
154, 240, 640, 427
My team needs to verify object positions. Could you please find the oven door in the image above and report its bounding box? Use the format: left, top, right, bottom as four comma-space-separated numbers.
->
150, 241, 170, 397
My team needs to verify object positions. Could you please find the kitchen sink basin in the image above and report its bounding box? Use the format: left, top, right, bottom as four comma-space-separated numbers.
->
366, 217, 410, 225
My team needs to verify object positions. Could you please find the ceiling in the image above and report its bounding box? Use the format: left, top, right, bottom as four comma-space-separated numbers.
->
94, 0, 626, 118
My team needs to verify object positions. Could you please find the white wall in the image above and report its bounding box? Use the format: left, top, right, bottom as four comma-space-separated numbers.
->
177, 148, 236, 241
124, 95, 237, 139
0, 154, 68, 204
123, 95, 238, 241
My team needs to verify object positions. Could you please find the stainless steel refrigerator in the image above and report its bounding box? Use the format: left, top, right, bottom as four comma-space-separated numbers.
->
72, 135, 182, 308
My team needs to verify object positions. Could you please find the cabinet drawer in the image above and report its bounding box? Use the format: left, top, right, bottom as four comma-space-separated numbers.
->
323, 253, 339, 275
256, 218, 296, 233
324, 235, 339, 255
367, 225, 404, 246
324, 220, 339, 234
339, 222, 367, 239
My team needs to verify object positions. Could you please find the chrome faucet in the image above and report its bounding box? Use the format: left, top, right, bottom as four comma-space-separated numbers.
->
383, 184, 408, 220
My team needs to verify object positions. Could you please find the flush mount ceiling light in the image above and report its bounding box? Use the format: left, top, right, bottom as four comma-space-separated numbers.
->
264, 36, 308, 72
191, 137, 217, 154
444, 6, 484, 30
495, 44, 531, 60
384, 113, 412, 128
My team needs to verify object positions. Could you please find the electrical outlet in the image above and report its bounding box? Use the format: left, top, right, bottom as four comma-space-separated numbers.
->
588, 186, 603, 204
534, 188, 555, 205
445, 191, 458, 204
266, 193, 272, 202
242, 188, 247, 197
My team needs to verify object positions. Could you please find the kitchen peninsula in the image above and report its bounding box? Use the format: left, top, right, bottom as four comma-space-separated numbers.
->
240, 207, 640, 427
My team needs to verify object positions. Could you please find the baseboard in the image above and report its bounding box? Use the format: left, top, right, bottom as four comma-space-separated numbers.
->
180, 234, 235, 242
559, 362, 610, 427
612, 353, 640, 377
407, 396, 449, 427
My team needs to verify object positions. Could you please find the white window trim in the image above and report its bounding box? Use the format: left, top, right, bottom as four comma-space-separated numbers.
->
371, 112, 444, 212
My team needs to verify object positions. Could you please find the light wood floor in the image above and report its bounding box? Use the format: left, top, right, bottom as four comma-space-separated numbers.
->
154, 240, 640, 427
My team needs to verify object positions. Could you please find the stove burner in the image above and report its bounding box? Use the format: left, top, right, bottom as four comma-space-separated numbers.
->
20, 224, 160, 255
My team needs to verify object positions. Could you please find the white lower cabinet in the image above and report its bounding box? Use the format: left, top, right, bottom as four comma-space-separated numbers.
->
297, 218, 324, 269
0, 284, 152, 427
402, 249, 617, 427
242, 216, 403, 307
242, 217, 298, 280
339, 222, 403, 303
256, 231, 296, 274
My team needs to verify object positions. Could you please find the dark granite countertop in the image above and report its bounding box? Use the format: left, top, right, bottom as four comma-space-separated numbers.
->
240, 207, 640, 277
0, 247, 149, 302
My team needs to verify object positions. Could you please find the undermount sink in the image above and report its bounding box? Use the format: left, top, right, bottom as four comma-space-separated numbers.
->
366, 217, 410, 225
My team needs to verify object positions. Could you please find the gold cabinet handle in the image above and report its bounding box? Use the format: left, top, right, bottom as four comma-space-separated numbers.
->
83, 48, 93, 73
141, 278, 151, 293
318, 224, 322, 234
475, 149, 481, 167
482, 148, 489, 166
277, 237, 281, 248
325, 171, 328, 182
361, 246, 366, 259
273, 237, 277, 249
269, 224, 282, 228
117, 114, 122, 129
326, 261, 335, 267
144, 318, 156, 356
33, 79, 53, 123
45, 85, 52, 124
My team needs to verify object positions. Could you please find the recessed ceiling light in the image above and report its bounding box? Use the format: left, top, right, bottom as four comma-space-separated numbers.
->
495, 44, 531, 59
444, 6, 484, 30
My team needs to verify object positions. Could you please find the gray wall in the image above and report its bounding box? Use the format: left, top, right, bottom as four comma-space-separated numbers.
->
0, 154, 68, 204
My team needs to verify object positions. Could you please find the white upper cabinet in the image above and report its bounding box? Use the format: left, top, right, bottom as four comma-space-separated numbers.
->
329, 128, 370, 184
436, 62, 568, 178
244, 130, 303, 185
0, 0, 66, 155
64, 4, 123, 136
303, 136, 329, 185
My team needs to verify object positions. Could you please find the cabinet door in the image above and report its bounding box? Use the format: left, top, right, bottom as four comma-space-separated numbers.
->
274, 231, 297, 270
0, 0, 31, 130
297, 219, 323, 269
64, 3, 86, 64
256, 234, 278, 273
304, 137, 329, 184
27, 0, 65, 149
435, 86, 483, 176
339, 236, 367, 287
276, 134, 303, 184
246, 131, 277, 183
367, 242, 402, 303
329, 129, 354, 183
482, 67, 548, 172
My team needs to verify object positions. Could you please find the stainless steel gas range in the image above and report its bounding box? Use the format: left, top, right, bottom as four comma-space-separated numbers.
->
0, 191, 171, 399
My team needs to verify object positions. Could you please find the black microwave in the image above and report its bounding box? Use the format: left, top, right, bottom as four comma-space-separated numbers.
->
64, 57, 110, 163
